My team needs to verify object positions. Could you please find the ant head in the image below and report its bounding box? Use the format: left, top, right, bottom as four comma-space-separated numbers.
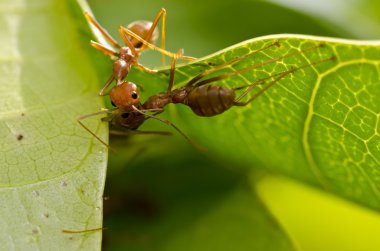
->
114, 111, 145, 130
126, 20, 159, 50
110, 81, 141, 110
119, 47, 134, 60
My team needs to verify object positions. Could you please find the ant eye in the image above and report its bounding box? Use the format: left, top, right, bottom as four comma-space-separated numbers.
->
135, 42, 143, 48
121, 113, 129, 119
111, 101, 116, 107
131, 92, 138, 99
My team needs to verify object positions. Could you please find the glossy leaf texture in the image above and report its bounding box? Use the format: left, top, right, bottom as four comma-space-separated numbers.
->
128, 35, 380, 211
0, 0, 107, 250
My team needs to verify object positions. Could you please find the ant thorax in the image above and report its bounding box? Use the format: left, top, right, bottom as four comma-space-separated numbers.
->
142, 87, 189, 110
143, 92, 172, 110
112, 47, 136, 84
119, 47, 135, 61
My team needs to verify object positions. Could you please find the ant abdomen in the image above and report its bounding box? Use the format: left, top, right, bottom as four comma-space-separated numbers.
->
143, 93, 171, 110
126, 20, 159, 49
186, 85, 236, 117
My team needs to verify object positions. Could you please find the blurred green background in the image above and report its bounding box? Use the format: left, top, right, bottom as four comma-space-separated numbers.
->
86, 0, 380, 250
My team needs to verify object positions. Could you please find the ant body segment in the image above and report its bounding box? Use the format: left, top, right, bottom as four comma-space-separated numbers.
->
84, 9, 195, 96
78, 40, 336, 149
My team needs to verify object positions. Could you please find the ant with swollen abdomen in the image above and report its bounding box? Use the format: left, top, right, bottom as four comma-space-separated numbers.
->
84, 8, 195, 96
78, 39, 336, 149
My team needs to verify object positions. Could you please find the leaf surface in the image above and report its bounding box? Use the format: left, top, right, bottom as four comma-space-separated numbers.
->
0, 0, 107, 249
127, 35, 380, 210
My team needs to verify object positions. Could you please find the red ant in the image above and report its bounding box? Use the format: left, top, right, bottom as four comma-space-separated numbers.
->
84, 8, 195, 96
78, 39, 336, 149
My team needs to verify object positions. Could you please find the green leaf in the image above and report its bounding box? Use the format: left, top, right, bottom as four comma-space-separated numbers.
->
3, 0, 380, 249
84, 1, 380, 249
101, 34, 380, 250
0, 0, 107, 249
125, 35, 380, 211
159, 36, 380, 210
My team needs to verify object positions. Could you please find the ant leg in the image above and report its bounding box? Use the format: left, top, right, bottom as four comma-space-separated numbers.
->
110, 129, 172, 136
135, 49, 183, 73
77, 108, 117, 148
234, 70, 293, 105
120, 27, 194, 61
99, 74, 115, 96
160, 8, 166, 65
84, 12, 121, 49
140, 8, 167, 65
131, 105, 206, 151
234, 55, 336, 105
191, 63, 275, 88
118, 26, 138, 56
120, 27, 172, 57
135, 63, 158, 74
186, 41, 280, 87
179, 55, 197, 61
135, 130, 172, 136
167, 49, 183, 92
233, 71, 288, 91
90, 41, 119, 58
140, 108, 164, 113
62, 227, 106, 234
233, 66, 308, 91
190, 43, 327, 88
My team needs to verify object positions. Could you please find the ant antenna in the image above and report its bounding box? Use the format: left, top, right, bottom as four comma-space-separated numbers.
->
77, 108, 118, 149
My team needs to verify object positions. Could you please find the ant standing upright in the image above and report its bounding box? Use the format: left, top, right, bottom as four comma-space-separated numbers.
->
84, 9, 195, 96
